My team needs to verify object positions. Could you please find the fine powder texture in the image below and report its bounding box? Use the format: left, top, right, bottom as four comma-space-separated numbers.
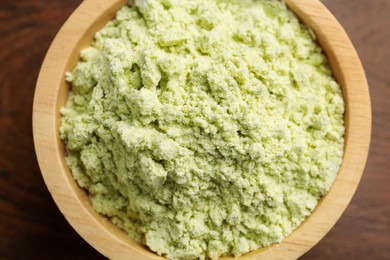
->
60, 0, 345, 259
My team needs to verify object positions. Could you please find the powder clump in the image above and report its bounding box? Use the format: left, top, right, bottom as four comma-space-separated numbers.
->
60, 0, 345, 259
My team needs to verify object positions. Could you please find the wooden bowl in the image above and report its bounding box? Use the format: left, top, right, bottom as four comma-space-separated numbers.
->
33, 0, 371, 259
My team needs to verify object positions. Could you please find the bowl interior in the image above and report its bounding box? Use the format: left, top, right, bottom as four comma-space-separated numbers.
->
33, 0, 371, 259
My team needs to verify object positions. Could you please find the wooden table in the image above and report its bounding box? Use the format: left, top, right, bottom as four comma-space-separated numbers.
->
0, 1, 388, 259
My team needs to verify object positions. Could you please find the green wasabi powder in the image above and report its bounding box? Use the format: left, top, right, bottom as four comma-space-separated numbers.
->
60, 0, 345, 259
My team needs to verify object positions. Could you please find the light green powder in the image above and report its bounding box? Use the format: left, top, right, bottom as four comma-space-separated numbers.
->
60, 0, 345, 259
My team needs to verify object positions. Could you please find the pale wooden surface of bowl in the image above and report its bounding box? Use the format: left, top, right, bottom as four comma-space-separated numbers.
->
33, 0, 371, 259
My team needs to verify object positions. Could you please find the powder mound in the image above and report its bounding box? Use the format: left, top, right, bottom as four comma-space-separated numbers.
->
60, 0, 345, 259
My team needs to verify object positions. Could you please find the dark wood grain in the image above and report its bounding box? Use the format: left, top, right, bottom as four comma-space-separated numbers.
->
0, 1, 103, 259
0, 0, 388, 259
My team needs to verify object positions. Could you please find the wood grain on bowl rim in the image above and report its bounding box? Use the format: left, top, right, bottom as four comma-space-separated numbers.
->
32, 0, 371, 259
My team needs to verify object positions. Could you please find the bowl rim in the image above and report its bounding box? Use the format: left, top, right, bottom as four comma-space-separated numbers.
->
33, 0, 371, 259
